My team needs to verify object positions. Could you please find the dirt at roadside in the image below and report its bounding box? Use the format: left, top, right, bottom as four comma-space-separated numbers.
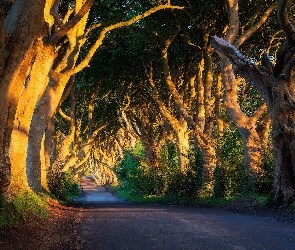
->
0, 199, 84, 250
221, 197, 295, 224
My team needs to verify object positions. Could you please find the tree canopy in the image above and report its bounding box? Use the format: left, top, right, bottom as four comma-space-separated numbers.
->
1, 0, 295, 206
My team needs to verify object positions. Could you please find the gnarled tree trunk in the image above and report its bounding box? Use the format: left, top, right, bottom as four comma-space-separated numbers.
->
218, 0, 276, 191
211, 0, 295, 203
0, 0, 50, 197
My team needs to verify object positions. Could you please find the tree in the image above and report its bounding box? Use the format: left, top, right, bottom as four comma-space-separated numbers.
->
0, 0, 183, 199
217, 0, 276, 190
211, 0, 295, 203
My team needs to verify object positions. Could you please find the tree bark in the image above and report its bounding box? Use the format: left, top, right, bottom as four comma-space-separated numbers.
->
10, 42, 55, 191
211, 28, 295, 202
216, 0, 276, 191
0, 0, 49, 197
221, 57, 267, 190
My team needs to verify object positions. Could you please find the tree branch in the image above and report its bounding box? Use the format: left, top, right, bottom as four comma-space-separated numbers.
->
84, 1, 136, 38
252, 103, 267, 121
47, 0, 95, 45
277, 0, 295, 42
211, 36, 270, 101
62, 4, 184, 77
225, 0, 239, 43
211, 36, 248, 67
234, 3, 277, 48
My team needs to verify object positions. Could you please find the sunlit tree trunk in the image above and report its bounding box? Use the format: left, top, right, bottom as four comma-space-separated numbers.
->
44, 118, 55, 177
217, 0, 276, 190
26, 0, 92, 190
51, 87, 77, 173
10, 43, 55, 191
0, 0, 183, 195
0, 0, 50, 197
161, 38, 218, 185
221, 58, 267, 190
174, 118, 190, 170
199, 43, 217, 184
147, 75, 191, 172
211, 0, 295, 203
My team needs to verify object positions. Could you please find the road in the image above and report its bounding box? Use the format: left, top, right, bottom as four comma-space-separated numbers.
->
74, 177, 295, 250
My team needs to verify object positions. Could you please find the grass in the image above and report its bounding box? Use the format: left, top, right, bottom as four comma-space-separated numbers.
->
0, 176, 83, 228
247, 192, 270, 205
113, 185, 273, 208
113, 185, 227, 206
0, 191, 49, 228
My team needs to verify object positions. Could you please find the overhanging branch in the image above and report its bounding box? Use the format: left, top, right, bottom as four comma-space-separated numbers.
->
277, 0, 295, 42
62, 4, 184, 77
47, 0, 95, 45
211, 36, 270, 100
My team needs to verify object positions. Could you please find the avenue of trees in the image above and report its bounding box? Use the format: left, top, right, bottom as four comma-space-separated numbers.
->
1, 0, 295, 205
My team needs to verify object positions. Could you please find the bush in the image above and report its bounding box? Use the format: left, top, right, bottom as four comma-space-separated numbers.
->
48, 171, 82, 201
115, 142, 201, 203
0, 191, 48, 227
256, 146, 274, 194
214, 126, 248, 199
214, 124, 274, 198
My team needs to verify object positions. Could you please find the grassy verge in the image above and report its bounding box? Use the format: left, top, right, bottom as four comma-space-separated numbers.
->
0, 191, 49, 228
113, 185, 272, 208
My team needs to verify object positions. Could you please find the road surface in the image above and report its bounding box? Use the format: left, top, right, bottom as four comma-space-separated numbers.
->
74, 177, 295, 250
73, 176, 122, 203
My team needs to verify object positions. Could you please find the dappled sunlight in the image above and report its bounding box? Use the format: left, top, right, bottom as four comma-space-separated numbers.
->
2, 3, 295, 243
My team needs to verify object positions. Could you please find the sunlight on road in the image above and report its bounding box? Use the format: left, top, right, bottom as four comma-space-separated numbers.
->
73, 176, 122, 203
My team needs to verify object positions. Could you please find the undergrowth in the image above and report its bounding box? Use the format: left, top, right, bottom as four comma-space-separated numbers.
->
48, 171, 83, 202
0, 191, 49, 228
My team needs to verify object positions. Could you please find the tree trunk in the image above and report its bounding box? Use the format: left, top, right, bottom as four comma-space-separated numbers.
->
0, 0, 49, 196
174, 119, 190, 172
143, 143, 160, 170
220, 57, 267, 190
10, 42, 55, 191
269, 82, 295, 203
26, 0, 91, 190
201, 143, 217, 184
239, 127, 264, 190
26, 76, 68, 190
210, 0, 295, 202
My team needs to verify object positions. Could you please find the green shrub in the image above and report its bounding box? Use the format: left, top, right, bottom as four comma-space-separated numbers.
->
48, 171, 82, 201
115, 141, 201, 203
214, 124, 274, 199
256, 146, 274, 194
214, 126, 248, 199
0, 191, 48, 227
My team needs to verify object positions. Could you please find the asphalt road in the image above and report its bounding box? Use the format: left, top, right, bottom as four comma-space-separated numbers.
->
75, 177, 295, 250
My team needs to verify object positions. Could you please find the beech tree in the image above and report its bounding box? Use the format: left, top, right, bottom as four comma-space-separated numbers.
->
217, 0, 276, 190
0, 0, 183, 199
146, 1, 226, 188
211, 0, 295, 203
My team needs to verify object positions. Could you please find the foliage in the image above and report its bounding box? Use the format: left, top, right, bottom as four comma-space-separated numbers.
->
0, 191, 48, 228
48, 171, 83, 202
214, 124, 274, 199
114, 125, 274, 204
115, 141, 202, 203
257, 145, 274, 194
214, 125, 247, 199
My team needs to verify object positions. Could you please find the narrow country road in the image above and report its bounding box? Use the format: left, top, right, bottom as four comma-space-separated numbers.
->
73, 176, 122, 203
73, 176, 295, 250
